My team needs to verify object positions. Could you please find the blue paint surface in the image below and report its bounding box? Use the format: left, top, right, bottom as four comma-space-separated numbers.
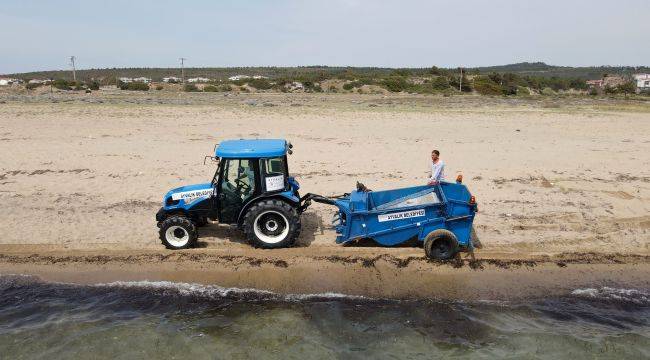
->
216, 139, 287, 159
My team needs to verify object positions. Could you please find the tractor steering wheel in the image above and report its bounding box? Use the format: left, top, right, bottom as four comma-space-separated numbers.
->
235, 178, 251, 193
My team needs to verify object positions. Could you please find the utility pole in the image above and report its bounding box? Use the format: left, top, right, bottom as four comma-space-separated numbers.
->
179, 57, 187, 84
459, 66, 463, 92
70, 56, 76, 82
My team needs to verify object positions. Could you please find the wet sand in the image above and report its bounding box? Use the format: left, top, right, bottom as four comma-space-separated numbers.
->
1, 246, 649, 300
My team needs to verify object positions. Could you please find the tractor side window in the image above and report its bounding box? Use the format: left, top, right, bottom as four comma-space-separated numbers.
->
262, 157, 286, 192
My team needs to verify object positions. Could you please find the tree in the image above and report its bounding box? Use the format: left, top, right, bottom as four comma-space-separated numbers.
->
617, 81, 636, 95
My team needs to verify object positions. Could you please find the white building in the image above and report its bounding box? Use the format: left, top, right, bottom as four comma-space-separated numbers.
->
0, 78, 20, 86
228, 75, 250, 81
228, 75, 267, 81
633, 74, 650, 92
132, 77, 151, 83
119, 77, 133, 83
162, 76, 181, 83
187, 77, 210, 83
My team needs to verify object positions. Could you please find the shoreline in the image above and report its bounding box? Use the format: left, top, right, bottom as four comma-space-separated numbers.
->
2, 248, 648, 301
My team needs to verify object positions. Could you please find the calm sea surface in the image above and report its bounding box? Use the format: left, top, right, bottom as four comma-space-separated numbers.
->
0, 275, 648, 359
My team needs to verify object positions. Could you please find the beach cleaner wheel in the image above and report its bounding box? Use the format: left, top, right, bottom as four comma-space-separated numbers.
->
424, 229, 459, 260
159, 216, 198, 250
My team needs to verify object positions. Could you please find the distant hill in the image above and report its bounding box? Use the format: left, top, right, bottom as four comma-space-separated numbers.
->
470, 62, 650, 79
3, 62, 648, 82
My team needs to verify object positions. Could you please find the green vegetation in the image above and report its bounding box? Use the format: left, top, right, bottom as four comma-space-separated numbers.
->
53, 79, 73, 90
5, 62, 649, 97
247, 78, 272, 90
119, 82, 149, 91
473, 76, 502, 95
183, 84, 199, 92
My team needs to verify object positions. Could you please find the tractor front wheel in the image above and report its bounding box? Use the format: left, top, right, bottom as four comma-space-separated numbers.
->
244, 199, 301, 249
424, 229, 459, 260
159, 216, 198, 250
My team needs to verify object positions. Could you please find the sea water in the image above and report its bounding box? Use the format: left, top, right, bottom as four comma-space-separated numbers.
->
0, 275, 648, 359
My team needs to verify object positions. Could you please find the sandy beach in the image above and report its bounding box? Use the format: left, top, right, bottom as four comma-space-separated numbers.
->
1, 92, 649, 299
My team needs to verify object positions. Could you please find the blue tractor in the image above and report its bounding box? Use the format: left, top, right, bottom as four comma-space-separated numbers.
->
156, 139, 479, 259
156, 139, 303, 250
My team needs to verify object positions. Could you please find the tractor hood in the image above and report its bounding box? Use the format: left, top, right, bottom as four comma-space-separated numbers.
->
163, 183, 214, 208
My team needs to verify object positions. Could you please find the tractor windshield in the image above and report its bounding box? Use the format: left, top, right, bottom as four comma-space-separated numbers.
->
261, 156, 287, 192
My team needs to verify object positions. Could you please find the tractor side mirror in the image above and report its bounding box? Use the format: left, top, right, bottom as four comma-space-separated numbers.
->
204, 156, 220, 165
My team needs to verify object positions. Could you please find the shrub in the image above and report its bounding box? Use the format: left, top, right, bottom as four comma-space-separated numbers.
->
381, 76, 408, 92
119, 82, 150, 91
155, 85, 164, 91
203, 85, 219, 92
588, 87, 599, 96
53, 79, 71, 90
449, 76, 472, 92
26, 83, 41, 90
89, 81, 100, 90
342, 82, 355, 91
604, 86, 617, 94
430, 76, 450, 90
617, 82, 636, 95
516, 86, 530, 96
541, 87, 555, 96
247, 78, 272, 90
183, 84, 199, 92
473, 77, 502, 95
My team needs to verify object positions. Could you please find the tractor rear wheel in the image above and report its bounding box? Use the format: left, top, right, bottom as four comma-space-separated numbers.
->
424, 229, 459, 260
244, 199, 301, 249
159, 216, 198, 250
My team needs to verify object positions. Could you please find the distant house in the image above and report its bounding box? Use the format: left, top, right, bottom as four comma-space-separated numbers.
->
228, 75, 250, 81
187, 77, 210, 83
633, 74, 650, 92
119, 77, 133, 83
0, 78, 20, 86
162, 76, 181, 83
132, 77, 151, 83
28, 79, 49, 85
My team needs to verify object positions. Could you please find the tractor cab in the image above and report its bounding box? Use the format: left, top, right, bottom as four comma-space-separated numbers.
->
212, 139, 297, 223
156, 139, 302, 249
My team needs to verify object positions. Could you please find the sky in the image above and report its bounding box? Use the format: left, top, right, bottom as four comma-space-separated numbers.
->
1, 0, 648, 73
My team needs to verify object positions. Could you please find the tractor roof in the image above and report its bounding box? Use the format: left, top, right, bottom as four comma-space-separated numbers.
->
215, 139, 288, 159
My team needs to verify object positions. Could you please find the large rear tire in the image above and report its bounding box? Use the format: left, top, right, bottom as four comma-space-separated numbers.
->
159, 216, 198, 250
424, 229, 459, 260
243, 199, 301, 249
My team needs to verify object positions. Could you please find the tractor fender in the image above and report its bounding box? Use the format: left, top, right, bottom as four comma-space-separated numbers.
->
236, 192, 300, 227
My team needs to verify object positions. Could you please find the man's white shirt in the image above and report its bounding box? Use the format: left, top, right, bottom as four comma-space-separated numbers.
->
430, 160, 445, 182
